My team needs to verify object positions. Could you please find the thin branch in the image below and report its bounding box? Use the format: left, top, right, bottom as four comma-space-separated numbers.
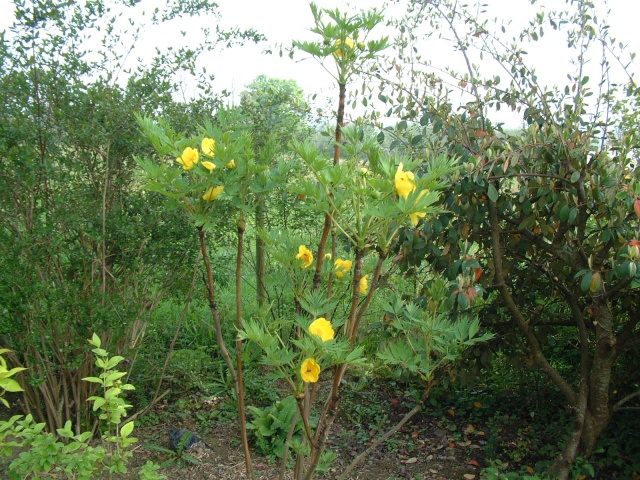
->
613, 390, 640, 411
337, 383, 435, 480
488, 196, 577, 405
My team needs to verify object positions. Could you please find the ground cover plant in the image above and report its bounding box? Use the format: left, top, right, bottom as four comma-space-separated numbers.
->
0, 0, 638, 479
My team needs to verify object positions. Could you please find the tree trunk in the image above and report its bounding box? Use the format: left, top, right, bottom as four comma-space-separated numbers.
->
255, 197, 267, 307
488, 198, 619, 478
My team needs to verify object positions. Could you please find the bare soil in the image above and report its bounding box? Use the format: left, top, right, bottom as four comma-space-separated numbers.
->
126, 392, 490, 480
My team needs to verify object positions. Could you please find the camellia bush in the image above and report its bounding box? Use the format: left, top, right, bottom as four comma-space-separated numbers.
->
368, 0, 640, 477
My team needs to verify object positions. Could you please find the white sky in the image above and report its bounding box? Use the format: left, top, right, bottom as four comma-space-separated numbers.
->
1, 0, 639, 127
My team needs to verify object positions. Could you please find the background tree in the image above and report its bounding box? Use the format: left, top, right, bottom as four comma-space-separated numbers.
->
0, 0, 262, 432
239, 75, 312, 307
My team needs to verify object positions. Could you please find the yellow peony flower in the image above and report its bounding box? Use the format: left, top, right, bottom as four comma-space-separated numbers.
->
309, 318, 335, 342
202, 138, 216, 157
334, 37, 355, 58
409, 190, 428, 226
203, 185, 224, 202
410, 210, 426, 226
226, 159, 236, 168
359, 274, 369, 295
300, 358, 321, 383
176, 147, 199, 170
334, 258, 353, 278
394, 163, 416, 199
296, 245, 314, 269
202, 161, 216, 172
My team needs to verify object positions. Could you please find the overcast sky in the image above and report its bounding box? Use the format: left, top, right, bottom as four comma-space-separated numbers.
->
207, 0, 640, 126
2, 0, 639, 127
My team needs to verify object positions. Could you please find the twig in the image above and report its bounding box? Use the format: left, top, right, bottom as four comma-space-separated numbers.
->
337, 383, 435, 480
613, 390, 640, 411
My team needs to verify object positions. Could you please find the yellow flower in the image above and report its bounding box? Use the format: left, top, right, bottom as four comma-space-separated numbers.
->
409, 210, 426, 226
300, 358, 321, 383
334, 37, 355, 58
394, 163, 416, 199
203, 185, 224, 202
296, 245, 314, 269
202, 161, 216, 172
334, 259, 353, 278
226, 159, 236, 168
176, 147, 199, 170
309, 318, 335, 342
202, 138, 216, 157
359, 274, 369, 295
409, 190, 428, 226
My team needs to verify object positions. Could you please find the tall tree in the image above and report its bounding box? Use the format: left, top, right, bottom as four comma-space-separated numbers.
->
239, 75, 311, 306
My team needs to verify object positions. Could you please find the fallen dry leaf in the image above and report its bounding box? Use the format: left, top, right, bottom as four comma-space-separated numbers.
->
404, 457, 418, 464
463, 474, 476, 480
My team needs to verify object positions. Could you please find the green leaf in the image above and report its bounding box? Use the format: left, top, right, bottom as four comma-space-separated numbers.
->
90, 333, 101, 348
82, 376, 104, 384
580, 271, 593, 292
57, 420, 74, 438
570, 171, 580, 183
104, 371, 127, 385
120, 421, 134, 438
568, 207, 578, 225
63, 442, 83, 453
0, 379, 24, 392
91, 397, 106, 411
558, 204, 570, 222
106, 356, 125, 369
487, 184, 499, 203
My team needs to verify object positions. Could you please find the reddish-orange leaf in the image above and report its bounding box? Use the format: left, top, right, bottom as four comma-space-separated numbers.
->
474, 268, 483, 283
468, 460, 481, 468
449, 441, 457, 448
631, 239, 640, 247
466, 286, 478, 302
634, 199, 640, 218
